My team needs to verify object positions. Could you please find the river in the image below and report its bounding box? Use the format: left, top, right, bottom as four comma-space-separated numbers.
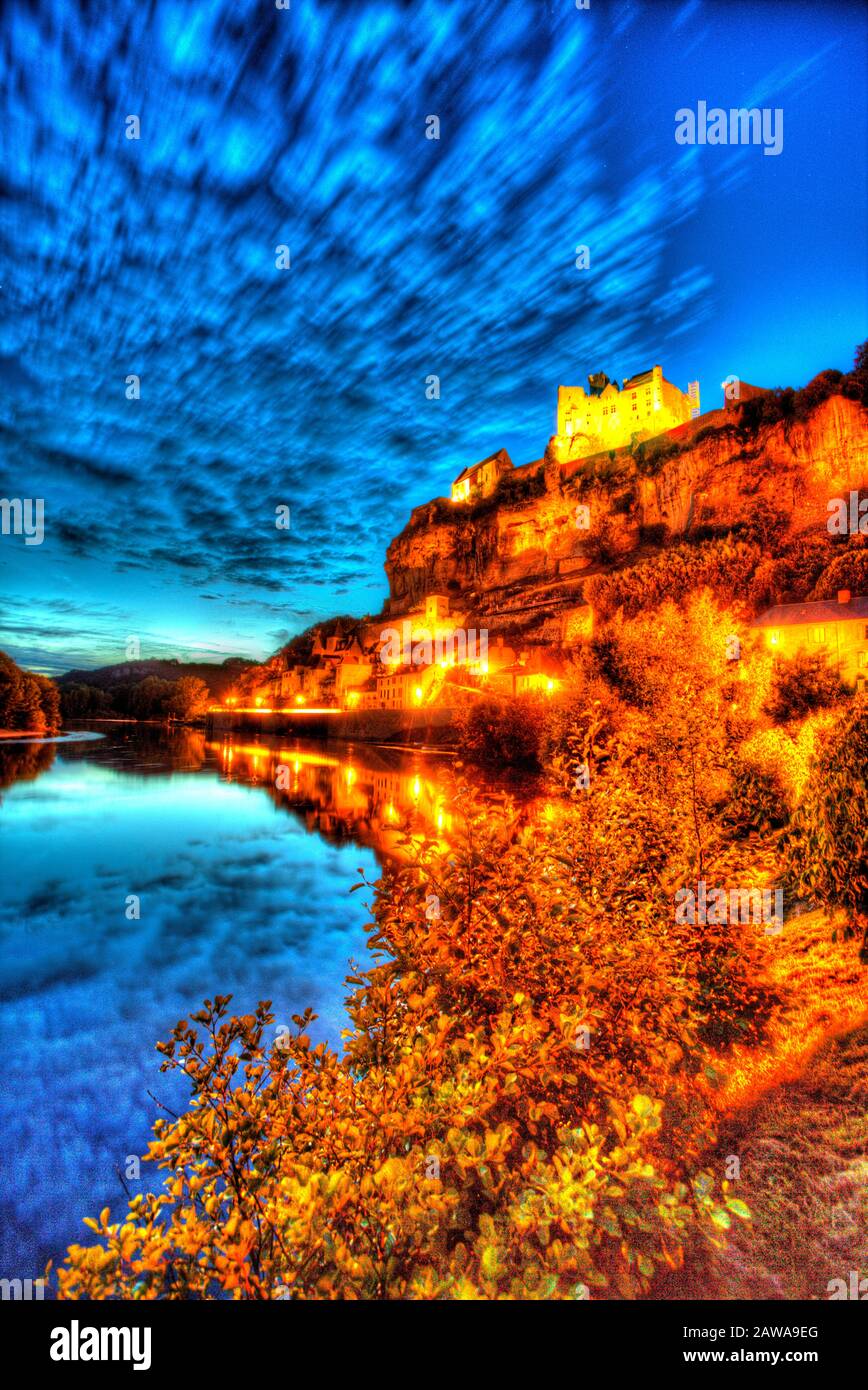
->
0, 721, 521, 1281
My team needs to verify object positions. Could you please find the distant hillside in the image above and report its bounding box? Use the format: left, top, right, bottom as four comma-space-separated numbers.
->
57, 657, 254, 699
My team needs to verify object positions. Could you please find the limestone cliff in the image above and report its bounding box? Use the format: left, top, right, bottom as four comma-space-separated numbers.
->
384, 395, 868, 641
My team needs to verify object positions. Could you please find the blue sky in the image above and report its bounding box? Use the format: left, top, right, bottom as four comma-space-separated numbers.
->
0, 0, 866, 674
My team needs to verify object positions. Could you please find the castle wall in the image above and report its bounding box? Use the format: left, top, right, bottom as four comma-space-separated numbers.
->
555, 365, 698, 461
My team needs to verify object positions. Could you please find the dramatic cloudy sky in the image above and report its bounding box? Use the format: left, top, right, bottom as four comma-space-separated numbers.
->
0, 0, 865, 674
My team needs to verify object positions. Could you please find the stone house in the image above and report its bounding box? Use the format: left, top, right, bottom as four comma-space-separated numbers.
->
752, 590, 868, 689
451, 448, 513, 503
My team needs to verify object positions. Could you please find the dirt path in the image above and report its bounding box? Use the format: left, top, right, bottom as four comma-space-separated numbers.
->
657, 908, 867, 1300
707, 1024, 868, 1299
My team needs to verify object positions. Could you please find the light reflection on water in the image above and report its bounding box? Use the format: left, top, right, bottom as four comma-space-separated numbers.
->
0, 723, 510, 1278
210, 734, 460, 858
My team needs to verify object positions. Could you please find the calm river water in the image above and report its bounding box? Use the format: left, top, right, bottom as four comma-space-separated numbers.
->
0, 722, 513, 1280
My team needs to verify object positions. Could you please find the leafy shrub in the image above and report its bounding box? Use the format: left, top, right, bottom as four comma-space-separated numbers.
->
809, 544, 868, 600
585, 539, 760, 622
731, 498, 791, 547
792, 369, 844, 419
764, 651, 845, 723
783, 696, 868, 955
455, 695, 546, 767
734, 344, 868, 435
737, 726, 814, 810
736, 388, 795, 435
749, 535, 838, 610
721, 760, 789, 836
845, 339, 868, 406
495, 468, 547, 506
539, 660, 620, 787
631, 437, 684, 476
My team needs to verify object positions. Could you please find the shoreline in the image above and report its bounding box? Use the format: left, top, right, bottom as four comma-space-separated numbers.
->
205, 705, 458, 745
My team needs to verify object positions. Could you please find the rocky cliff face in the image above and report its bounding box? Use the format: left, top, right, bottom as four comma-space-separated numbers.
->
384, 395, 868, 640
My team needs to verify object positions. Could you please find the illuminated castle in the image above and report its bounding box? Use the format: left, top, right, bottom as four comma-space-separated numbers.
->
553, 365, 700, 460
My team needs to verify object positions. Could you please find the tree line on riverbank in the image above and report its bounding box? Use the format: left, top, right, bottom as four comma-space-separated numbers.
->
0, 651, 60, 735
60, 673, 211, 722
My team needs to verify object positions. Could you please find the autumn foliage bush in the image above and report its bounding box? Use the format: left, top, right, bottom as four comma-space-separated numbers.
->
764, 651, 845, 724
809, 543, 868, 601
454, 694, 546, 767
783, 695, 868, 957
585, 539, 760, 622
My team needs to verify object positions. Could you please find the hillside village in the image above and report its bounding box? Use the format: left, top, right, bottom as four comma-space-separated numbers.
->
231, 364, 868, 718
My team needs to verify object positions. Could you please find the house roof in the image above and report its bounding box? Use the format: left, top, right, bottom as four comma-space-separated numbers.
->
752, 596, 868, 628
453, 447, 512, 487
623, 369, 654, 390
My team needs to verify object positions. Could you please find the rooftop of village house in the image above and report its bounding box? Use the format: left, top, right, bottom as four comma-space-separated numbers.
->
753, 594, 868, 627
